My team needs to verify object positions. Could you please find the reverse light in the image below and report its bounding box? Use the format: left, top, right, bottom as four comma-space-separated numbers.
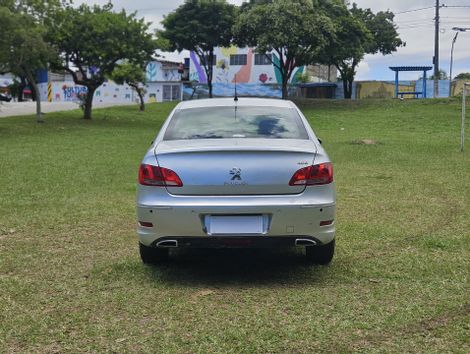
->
138, 164, 183, 187
289, 163, 333, 186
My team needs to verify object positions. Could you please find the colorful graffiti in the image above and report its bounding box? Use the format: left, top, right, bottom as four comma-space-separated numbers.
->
291, 66, 305, 85
189, 47, 308, 86
190, 51, 207, 83
62, 84, 88, 101
215, 58, 231, 84
233, 48, 253, 83
271, 54, 283, 84
146, 62, 157, 82
220, 46, 238, 58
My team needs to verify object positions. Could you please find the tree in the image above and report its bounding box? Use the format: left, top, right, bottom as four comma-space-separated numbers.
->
47, 3, 155, 119
160, 0, 237, 98
0, 6, 53, 122
111, 62, 147, 111
234, 0, 334, 99
454, 72, 470, 80
0, 0, 63, 122
429, 69, 448, 80
318, 1, 404, 99
239, 0, 273, 11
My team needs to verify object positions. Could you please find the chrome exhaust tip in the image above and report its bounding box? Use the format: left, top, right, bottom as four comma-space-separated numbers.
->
295, 238, 317, 246
156, 240, 178, 248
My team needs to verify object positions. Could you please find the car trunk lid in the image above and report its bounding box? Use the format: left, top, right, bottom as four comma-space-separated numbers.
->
155, 139, 317, 196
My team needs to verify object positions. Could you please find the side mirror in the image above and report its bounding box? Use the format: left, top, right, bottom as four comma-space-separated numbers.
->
317, 138, 322, 145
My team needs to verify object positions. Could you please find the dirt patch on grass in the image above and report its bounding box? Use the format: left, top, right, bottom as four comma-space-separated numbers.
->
350, 139, 381, 145
346, 302, 470, 352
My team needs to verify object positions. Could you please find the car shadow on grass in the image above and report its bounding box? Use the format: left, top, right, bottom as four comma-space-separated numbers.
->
140, 248, 333, 287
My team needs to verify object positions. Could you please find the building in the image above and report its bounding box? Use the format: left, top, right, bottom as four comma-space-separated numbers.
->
36, 59, 184, 104
145, 59, 184, 102
188, 46, 336, 98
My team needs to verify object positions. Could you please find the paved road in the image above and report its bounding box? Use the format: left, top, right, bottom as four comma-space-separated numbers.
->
0, 101, 135, 118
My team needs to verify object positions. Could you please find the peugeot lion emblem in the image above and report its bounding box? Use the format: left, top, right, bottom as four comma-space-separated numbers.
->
230, 167, 242, 181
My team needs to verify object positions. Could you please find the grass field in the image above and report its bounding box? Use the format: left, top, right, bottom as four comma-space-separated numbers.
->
0, 99, 469, 352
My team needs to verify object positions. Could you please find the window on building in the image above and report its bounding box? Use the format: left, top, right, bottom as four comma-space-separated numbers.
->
203, 54, 217, 66
163, 85, 181, 102
254, 53, 272, 65
230, 54, 248, 66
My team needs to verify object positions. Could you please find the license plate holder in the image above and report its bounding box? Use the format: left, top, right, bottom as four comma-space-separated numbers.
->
205, 215, 266, 235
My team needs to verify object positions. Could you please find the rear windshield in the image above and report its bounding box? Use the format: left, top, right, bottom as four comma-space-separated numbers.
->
164, 106, 309, 140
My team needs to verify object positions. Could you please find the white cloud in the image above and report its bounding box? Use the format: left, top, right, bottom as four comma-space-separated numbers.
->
355, 61, 370, 80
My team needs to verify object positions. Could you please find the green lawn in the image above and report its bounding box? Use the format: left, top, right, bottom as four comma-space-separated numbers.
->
0, 99, 469, 352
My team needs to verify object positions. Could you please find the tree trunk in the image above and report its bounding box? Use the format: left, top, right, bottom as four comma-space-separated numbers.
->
343, 78, 351, 99
281, 76, 289, 99
83, 86, 96, 120
208, 80, 213, 99
24, 68, 43, 123
31, 81, 43, 123
137, 89, 145, 111
208, 50, 214, 98
130, 83, 145, 111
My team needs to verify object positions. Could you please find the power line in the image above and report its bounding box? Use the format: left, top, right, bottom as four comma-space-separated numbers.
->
395, 6, 435, 15
443, 5, 470, 9
394, 4, 470, 15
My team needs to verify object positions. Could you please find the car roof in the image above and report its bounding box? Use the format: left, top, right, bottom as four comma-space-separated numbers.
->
176, 97, 296, 110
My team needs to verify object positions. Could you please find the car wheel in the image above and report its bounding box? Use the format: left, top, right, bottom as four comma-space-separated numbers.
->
305, 239, 335, 265
139, 243, 169, 264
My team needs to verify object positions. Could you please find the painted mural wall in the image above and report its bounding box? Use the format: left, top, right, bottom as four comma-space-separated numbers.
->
145, 60, 181, 83
189, 46, 305, 85
37, 61, 183, 103
188, 46, 305, 98
38, 81, 183, 103
38, 81, 136, 103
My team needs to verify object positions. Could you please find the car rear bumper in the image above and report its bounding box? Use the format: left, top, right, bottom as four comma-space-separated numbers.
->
137, 185, 335, 247
137, 204, 335, 247
147, 236, 326, 248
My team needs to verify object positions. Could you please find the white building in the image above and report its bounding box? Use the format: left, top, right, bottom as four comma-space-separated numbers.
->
37, 59, 183, 104
145, 60, 183, 102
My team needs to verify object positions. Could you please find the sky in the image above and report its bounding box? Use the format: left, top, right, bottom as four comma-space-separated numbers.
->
77, 0, 470, 81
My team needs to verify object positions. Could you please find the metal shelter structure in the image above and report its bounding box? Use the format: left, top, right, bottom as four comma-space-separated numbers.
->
389, 66, 433, 98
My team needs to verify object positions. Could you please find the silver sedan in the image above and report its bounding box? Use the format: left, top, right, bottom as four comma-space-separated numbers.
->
136, 98, 336, 264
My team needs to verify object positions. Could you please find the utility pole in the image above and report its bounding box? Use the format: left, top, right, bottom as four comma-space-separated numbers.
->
433, 0, 440, 98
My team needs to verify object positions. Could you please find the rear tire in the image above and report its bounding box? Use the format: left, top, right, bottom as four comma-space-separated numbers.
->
305, 239, 335, 265
139, 243, 169, 264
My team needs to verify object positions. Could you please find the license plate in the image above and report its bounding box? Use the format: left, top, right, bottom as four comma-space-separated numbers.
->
206, 215, 264, 235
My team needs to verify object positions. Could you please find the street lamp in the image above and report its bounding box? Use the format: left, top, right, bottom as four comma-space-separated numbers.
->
449, 27, 470, 97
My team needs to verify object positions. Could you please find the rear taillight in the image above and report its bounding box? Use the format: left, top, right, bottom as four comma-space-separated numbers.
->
138, 164, 183, 187
289, 163, 333, 186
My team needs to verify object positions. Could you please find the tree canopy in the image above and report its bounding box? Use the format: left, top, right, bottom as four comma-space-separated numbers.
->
47, 3, 155, 119
234, 0, 334, 99
0, 1, 60, 121
454, 72, 470, 80
111, 62, 147, 111
318, 1, 404, 98
160, 0, 237, 98
429, 69, 448, 80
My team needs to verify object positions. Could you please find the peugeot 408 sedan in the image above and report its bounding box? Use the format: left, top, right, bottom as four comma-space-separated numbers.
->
136, 98, 336, 265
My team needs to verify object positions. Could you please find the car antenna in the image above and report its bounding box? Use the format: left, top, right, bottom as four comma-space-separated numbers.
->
234, 74, 238, 101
